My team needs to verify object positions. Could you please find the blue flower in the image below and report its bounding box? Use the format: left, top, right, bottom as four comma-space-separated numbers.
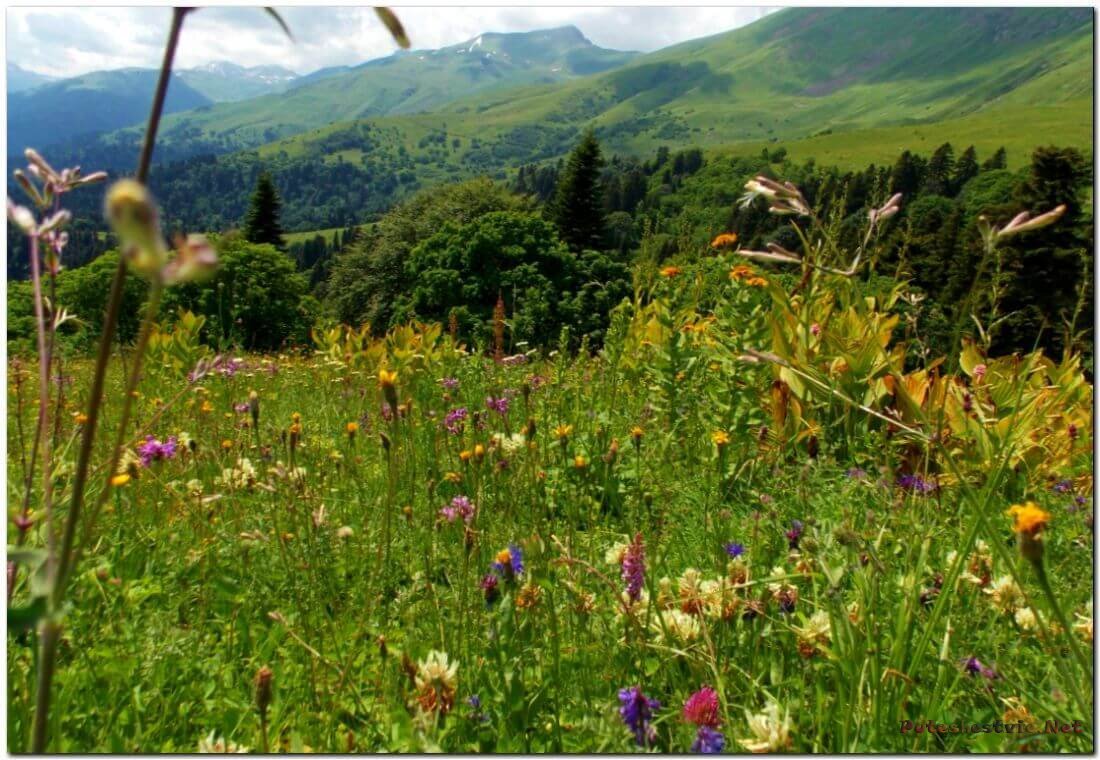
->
691, 726, 725, 754
724, 542, 745, 559
618, 686, 660, 747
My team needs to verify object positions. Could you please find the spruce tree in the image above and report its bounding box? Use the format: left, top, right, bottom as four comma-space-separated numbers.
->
243, 172, 286, 250
548, 129, 608, 251
982, 147, 1007, 171
952, 146, 979, 194
923, 142, 954, 196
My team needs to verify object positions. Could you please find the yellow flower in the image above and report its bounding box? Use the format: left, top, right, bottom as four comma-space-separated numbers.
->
110, 473, 131, 487
378, 368, 398, 389
553, 424, 573, 440
473, 444, 485, 460
200, 400, 214, 414
444, 471, 463, 483
495, 549, 513, 566
221, 439, 234, 450
745, 276, 768, 287
573, 455, 588, 469
459, 449, 473, 462
660, 265, 682, 278
711, 232, 738, 249
630, 426, 644, 441
729, 264, 755, 281
1006, 502, 1050, 536
346, 421, 359, 436
73, 412, 89, 425
712, 430, 731, 447
291, 412, 302, 424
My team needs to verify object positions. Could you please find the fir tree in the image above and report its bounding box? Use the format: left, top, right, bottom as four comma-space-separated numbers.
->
952, 146, 979, 194
982, 147, 1007, 171
243, 172, 286, 250
548, 129, 608, 251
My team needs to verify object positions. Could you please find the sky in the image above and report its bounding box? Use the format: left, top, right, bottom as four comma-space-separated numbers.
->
7, 6, 778, 79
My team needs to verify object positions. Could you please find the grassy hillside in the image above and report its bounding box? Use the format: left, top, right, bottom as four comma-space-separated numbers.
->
116, 26, 638, 154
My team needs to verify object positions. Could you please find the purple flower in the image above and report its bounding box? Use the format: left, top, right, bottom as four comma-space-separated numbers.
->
486, 395, 510, 416
962, 657, 997, 680
479, 574, 499, 605
234, 402, 250, 414
622, 533, 646, 602
724, 542, 745, 559
897, 474, 937, 494
138, 435, 178, 467
691, 726, 725, 754
439, 495, 475, 524
501, 354, 527, 367
786, 520, 804, 550
440, 377, 460, 391
1053, 479, 1073, 494
618, 686, 660, 747
491, 544, 524, 581
444, 407, 468, 435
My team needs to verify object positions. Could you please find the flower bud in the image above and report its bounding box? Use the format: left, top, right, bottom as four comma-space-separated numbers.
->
104, 179, 168, 277
254, 666, 273, 716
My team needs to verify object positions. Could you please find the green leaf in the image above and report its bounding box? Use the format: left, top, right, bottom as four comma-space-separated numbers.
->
8, 596, 48, 632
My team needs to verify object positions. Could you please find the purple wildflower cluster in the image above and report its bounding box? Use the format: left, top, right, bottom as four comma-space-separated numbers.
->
618, 686, 660, 746
896, 473, 937, 494
138, 435, 178, 467
962, 657, 997, 680
485, 395, 510, 416
444, 407, 468, 435
440, 377, 460, 391
691, 726, 725, 754
622, 533, 646, 602
439, 495, 475, 524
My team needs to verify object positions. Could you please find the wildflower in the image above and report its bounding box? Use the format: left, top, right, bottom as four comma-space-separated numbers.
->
700, 578, 740, 621
630, 426, 644, 446
724, 542, 745, 559
794, 610, 832, 658
110, 473, 131, 487
138, 435, 178, 467
104, 179, 169, 277
516, 581, 542, 609
660, 265, 682, 278
868, 192, 902, 225
739, 700, 792, 753
492, 544, 524, 581
1006, 501, 1051, 564
786, 520, 804, 550
692, 726, 726, 754
652, 608, 702, 644
378, 368, 398, 409
1014, 607, 1038, 631
440, 376, 459, 391
618, 686, 660, 747
221, 439, 234, 450
729, 264, 755, 281
984, 575, 1024, 614
553, 423, 573, 441
677, 568, 706, 615
485, 395, 509, 416
711, 430, 731, 448
962, 656, 997, 680
896, 473, 937, 494
414, 650, 458, 715
994, 204, 1066, 239
200, 400, 214, 414
346, 421, 358, 438
480, 573, 500, 606
573, 454, 588, 470
711, 232, 738, 249
683, 687, 721, 728
73, 412, 88, 425
440, 495, 475, 525
622, 532, 646, 602
1001, 697, 1037, 731
444, 407, 468, 435
248, 390, 260, 428
336, 525, 354, 540
473, 443, 485, 461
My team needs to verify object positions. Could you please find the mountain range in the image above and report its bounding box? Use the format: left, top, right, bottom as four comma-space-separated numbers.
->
5, 7, 1093, 233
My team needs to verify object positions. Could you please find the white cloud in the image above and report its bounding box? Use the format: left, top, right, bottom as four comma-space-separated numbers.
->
7, 6, 779, 79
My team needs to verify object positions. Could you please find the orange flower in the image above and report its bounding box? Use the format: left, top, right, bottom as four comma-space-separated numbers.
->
660, 266, 682, 278
711, 232, 738, 249
729, 264, 755, 282
1006, 502, 1050, 536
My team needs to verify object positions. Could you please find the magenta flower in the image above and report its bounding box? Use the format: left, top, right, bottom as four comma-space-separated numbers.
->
622, 532, 646, 602
138, 435, 178, 467
683, 687, 720, 728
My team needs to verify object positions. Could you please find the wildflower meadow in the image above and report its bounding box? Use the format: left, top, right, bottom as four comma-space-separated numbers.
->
5, 6, 1095, 755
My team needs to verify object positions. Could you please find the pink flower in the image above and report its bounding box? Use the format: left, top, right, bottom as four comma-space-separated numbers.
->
683, 687, 721, 728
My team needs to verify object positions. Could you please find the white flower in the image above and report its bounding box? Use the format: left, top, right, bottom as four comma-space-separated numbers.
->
198, 731, 248, 753
740, 700, 792, 753
1014, 607, 1038, 631
984, 575, 1024, 614
651, 608, 701, 645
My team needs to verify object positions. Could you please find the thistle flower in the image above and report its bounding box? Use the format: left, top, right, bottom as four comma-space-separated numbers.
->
618, 686, 660, 747
691, 726, 726, 754
622, 532, 646, 602
480, 573, 500, 606
739, 700, 792, 753
962, 656, 997, 680
683, 687, 721, 728
444, 407, 468, 435
138, 435, 178, 467
785, 520, 804, 550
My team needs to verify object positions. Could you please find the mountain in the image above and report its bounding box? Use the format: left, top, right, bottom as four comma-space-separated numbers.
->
117, 26, 639, 153
7, 69, 212, 155
177, 62, 300, 102
7, 63, 57, 93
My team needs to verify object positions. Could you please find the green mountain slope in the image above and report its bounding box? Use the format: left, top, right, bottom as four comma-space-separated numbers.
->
176, 62, 300, 102
132, 26, 638, 152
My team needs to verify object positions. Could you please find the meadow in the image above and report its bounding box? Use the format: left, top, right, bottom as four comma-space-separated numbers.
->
5, 7, 1095, 754
7, 229, 1095, 751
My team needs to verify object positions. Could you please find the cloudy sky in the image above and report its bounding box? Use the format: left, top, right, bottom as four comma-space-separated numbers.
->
7, 6, 777, 79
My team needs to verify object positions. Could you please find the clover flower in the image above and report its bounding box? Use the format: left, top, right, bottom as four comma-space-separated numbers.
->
739, 700, 792, 753
683, 687, 721, 728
